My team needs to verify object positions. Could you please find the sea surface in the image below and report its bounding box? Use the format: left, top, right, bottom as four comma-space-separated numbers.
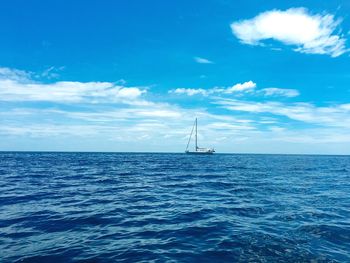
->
0, 152, 349, 262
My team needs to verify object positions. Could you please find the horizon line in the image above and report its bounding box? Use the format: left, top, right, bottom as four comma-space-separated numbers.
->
1, 150, 349, 156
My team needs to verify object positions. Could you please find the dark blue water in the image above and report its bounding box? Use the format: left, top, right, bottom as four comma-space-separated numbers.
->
0, 152, 349, 262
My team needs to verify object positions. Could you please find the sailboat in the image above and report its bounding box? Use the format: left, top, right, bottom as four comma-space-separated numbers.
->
185, 118, 215, 154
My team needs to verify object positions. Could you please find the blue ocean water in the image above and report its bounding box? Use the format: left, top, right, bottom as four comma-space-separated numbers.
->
0, 152, 349, 262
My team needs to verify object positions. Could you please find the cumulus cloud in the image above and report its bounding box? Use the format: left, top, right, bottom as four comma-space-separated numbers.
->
225, 81, 256, 93
231, 8, 347, 57
194, 57, 214, 64
0, 67, 147, 104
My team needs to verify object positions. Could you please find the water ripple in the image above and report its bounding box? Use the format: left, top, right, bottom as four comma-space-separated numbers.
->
0, 152, 349, 262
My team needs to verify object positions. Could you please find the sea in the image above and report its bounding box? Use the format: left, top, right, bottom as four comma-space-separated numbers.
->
0, 152, 349, 262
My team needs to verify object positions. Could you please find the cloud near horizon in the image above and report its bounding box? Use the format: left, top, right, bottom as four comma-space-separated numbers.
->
1, 66, 350, 153
231, 7, 347, 57
215, 98, 350, 128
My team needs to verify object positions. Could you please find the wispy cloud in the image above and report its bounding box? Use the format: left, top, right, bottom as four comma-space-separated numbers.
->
231, 7, 347, 57
194, 56, 214, 64
40, 66, 65, 79
0, 105, 256, 152
261, 88, 300, 98
170, 81, 298, 98
0, 67, 32, 82
215, 98, 350, 128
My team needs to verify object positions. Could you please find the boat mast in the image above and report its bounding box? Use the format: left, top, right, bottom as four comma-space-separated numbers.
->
195, 118, 198, 150
185, 119, 196, 152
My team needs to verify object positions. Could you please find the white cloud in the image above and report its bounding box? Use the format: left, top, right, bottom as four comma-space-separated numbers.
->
231, 8, 347, 57
170, 81, 298, 98
115, 87, 145, 99
0, 68, 147, 104
194, 57, 214, 64
215, 98, 350, 128
0, 102, 257, 153
225, 80, 256, 93
171, 88, 208, 96
206, 122, 256, 131
169, 81, 257, 96
0, 124, 102, 137
261, 88, 299, 97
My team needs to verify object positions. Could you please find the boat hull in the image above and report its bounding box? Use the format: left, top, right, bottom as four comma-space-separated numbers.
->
185, 151, 214, 155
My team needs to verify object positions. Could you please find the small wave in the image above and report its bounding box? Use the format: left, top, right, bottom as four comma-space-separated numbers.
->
0, 152, 349, 262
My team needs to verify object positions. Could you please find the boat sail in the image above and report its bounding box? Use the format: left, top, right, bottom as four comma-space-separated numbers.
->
185, 118, 215, 154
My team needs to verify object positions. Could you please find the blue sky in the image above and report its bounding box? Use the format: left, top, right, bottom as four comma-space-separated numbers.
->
1, 0, 350, 153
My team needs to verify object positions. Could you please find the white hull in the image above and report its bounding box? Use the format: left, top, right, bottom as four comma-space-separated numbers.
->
185, 150, 214, 155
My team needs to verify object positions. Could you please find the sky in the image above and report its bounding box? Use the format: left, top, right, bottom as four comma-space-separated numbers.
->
1, 0, 350, 154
